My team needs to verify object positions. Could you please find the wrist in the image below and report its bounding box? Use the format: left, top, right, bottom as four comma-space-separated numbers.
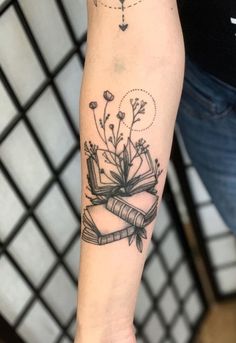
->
74, 325, 136, 343
75, 320, 136, 343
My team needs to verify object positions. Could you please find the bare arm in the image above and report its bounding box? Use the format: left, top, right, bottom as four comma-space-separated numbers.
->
76, 1, 184, 342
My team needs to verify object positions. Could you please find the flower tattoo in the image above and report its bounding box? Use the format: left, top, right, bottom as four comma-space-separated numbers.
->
82, 88, 162, 252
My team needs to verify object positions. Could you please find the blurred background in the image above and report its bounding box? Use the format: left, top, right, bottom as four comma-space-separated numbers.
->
0, 1, 236, 343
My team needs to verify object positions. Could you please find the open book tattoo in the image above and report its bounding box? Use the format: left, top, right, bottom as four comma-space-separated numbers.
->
93, 0, 143, 31
82, 89, 162, 252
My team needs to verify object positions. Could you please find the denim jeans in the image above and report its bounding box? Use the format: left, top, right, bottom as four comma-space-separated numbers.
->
177, 58, 236, 233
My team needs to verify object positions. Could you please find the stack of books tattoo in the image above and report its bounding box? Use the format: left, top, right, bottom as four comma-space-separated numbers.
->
82, 90, 162, 252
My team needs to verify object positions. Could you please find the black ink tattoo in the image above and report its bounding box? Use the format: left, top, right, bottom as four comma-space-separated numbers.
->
82, 89, 162, 253
93, 0, 143, 32
119, 89, 156, 132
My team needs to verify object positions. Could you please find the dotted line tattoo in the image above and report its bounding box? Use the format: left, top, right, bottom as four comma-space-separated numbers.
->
93, 0, 144, 31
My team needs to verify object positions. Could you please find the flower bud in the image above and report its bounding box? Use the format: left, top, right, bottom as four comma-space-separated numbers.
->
109, 124, 114, 130
117, 111, 125, 120
103, 90, 114, 101
89, 101, 97, 109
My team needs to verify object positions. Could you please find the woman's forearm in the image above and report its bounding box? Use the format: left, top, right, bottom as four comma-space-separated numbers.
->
76, 1, 184, 341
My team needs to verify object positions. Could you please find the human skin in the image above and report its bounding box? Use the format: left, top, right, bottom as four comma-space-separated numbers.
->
75, 1, 185, 342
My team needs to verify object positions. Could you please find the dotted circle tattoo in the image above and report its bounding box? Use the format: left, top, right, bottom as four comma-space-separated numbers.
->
119, 89, 157, 132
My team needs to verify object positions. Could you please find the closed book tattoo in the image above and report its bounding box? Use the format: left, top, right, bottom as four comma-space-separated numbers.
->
82, 204, 136, 245
106, 192, 158, 228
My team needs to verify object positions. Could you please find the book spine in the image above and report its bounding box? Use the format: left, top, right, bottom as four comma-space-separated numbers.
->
82, 226, 136, 245
106, 197, 145, 227
98, 226, 135, 245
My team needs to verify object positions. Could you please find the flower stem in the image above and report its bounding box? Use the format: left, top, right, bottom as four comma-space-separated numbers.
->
103, 101, 109, 146
129, 107, 135, 140
116, 119, 122, 147
92, 109, 106, 144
